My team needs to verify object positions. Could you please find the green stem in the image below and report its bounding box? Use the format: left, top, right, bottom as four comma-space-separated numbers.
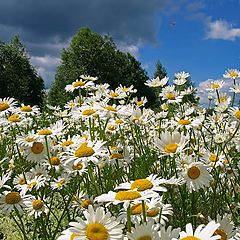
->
142, 200, 147, 223
127, 204, 132, 233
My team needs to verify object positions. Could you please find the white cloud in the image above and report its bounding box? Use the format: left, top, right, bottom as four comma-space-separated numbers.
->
31, 55, 60, 68
117, 42, 141, 58
206, 19, 240, 41
197, 78, 236, 106
30, 55, 60, 88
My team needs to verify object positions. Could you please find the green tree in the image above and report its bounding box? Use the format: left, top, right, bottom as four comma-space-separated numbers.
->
154, 60, 167, 80
48, 27, 157, 106
0, 36, 44, 106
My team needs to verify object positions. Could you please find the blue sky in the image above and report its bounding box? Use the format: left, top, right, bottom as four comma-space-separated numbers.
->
0, 0, 240, 92
138, 0, 240, 85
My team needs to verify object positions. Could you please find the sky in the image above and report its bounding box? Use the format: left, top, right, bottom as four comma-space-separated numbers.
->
1, 0, 240, 99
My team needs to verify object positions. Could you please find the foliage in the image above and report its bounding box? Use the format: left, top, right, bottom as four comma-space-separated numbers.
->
1, 63, 240, 238
0, 36, 45, 107
48, 27, 157, 106
154, 60, 167, 80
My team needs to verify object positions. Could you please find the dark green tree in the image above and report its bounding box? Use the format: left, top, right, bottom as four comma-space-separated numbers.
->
154, 60, 167, 80
0, 36, 44, 106
48, 27, 157, 106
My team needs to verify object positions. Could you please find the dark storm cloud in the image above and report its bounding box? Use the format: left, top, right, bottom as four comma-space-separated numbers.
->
0, 0, 181, 86
0, 0, 171, 48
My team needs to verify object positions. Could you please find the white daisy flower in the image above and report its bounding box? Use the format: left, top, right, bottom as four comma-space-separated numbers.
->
174, 221, 220, 240
175, 71, 190, 80
159, 225, 180, 240
20, 175, 46, 194
62, 140, 106, 165
160, 85, 183, 104
115, 174, 169, 193
16, 131, 38, 148
127, 220, 160, 240
37, 119, 66, 139
65, 79, 94, 92
95, 190, 157, 208
223, 69, 240, 80
154, 131, 188, 156
24, 139, 50, 163
17, 104, 40, 116
181, 162, 212, 192
58, 205, 124, 240
229, 107, 240, 121
229, 84, 240, 93
50, 174, 70, 190
0, 97, 17, 116
0, 191, 31, 213
209, 214, 236, 240
206, 80, 225, 92
80, 75, 98, 81
145, 76, 169, 87
25, 197, 48, 218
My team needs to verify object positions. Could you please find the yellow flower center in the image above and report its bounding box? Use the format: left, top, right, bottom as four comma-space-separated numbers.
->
137, 236, 152, 240
136, 101, 144, 106
32, 199, 44, 210
73, 81, 85, 87
215, 229, 227, 240
105, 105, 117, 112
5, 192, 21, 204
165, 93, 176, 100
72, 163, 84, 170
74, 143, 95, 158
180, 237, 201, 240
235, 110, 240, 120
219, 96, 227, 102
25, 136, 34, 142
85, 223, 109, 240
132, 117, 140, 123
147, 208, 160, 217
115, 119, 124, 124
31, 142, 44, 154
68, 103, 76, 107
107, 124, 116, 131
224, 159, 230, 164
164, 143, 179, 153
27, 181, 37, 189
123, 87, 129, 92
8, 114, 21, 122
211, 83, 220, 89
178, 119, 191, 125
50, 156, 60, 166
61, 140, 74, 146
20, 105, 32, 112
131, 179, 153, 191
115, 190, 141, 201
209, 154, 219, 162
110, 92, 119, 98
38, 129, 52, 135
82, 109, 96, 116
230, 72, 238, 78
18, 177, 26, 185
0, 102, 10, 111
70, 233, 80, 240
131, 203, 149, 215
81, 199, 93, 209
57, 179, 65, 187
109, 153, 124, 159
187, 166, 201, 179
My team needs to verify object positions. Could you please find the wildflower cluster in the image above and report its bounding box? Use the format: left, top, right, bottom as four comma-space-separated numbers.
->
0, 71, 240, 239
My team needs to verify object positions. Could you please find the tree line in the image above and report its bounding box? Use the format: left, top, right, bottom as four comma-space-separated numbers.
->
0, 27, 171, 107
